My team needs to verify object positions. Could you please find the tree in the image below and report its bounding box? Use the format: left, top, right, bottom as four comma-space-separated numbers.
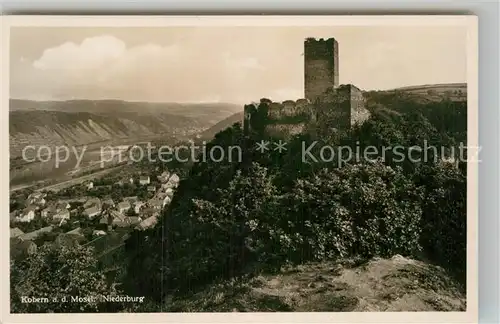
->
416, 163, 467, 283
285, 163, 423, 260
164, 163, 281, 293
11, 244, 121, 313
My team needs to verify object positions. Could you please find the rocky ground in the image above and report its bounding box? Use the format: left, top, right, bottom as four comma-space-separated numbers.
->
165, 255, 466, 312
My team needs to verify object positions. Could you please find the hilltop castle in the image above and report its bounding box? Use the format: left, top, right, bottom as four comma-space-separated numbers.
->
244, 37, 370, 137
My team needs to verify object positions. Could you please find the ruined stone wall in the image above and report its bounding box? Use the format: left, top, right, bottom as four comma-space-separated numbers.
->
266, 99, 312, 122
348, 85, 371, 126
319, 84, 370, 128
243, 104, 256, 134
266, 123, 307, 138
304, 38, 339, 103
243, 37, 369, 138
315, 100, 351, 131
244, 98, 314, 137
243, 88, 369, 137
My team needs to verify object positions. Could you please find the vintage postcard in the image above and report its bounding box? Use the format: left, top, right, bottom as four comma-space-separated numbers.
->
1, 15, 478, 323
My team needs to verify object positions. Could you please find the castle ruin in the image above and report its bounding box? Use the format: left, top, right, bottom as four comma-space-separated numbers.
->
244, 37, 370, 138
304, 37, 339, 102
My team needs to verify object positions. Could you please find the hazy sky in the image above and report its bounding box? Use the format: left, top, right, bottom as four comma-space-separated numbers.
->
10, 26, 467, 104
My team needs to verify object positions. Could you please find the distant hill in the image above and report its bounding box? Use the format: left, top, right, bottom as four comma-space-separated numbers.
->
392, 83, 466, 92
388, 83, 467, 102
9, 99, 241, 122
9, 99, 241, 159
199, 112, 244, 140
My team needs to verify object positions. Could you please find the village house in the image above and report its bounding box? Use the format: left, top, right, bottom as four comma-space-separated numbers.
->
162, 182, 176, 190
161, 182, 170, 190
169, 173, 180, 184
148, 198, 163, 210
124, 196, 139, 204
102, 198, 115, 208
129, 178, 134, 184
41, 205, 57, 218
156, 192, 167, 200
134, 201, 145, 214
162, 196, 172, 207
40, 200, 70, 219
117, 201, 131, 214
139, 176, 151, 185
28, 192, 44, 201
10, 227, 24, 238
113, 217, 129, 228
136, 216, 158, 231
116, 216, 142, 228
52, 209, 71, 223
97, 212, 111, 227
157, 171, 170, 183
100, 210, 141, 228
83, 206, 101, 219
84, 197, 102, 209
147, 185, 156, 192
27, 192, 47, 206
56, 201, 71, 211
36, 197, 46, 206
127, 216, 142, 226
165, 188, 174, 197
87, 182, 94, 190
140, 207, 160, 219
16, 206, 36, 223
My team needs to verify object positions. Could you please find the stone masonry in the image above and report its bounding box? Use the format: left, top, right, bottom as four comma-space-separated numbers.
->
244, 37, 370, 137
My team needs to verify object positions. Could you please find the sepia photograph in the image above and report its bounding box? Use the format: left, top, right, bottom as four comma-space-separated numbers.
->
3, 15, 477, 322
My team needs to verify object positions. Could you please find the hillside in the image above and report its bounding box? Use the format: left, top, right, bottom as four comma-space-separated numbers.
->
10, 110, 191, 158
9, 99, 240, 120
9, 99, 241, 158
199, 112, 244, 140
115, 86, 468, 313
393, 82, 466, 93
388, 83, 467, 102
165, 256, 465, 312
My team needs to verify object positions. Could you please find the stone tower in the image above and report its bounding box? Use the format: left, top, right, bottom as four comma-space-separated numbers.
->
304, 38, 339, 103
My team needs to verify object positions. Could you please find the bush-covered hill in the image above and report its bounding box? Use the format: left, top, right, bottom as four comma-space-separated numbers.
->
120, 90, 467, 311
10, 89, 467, 313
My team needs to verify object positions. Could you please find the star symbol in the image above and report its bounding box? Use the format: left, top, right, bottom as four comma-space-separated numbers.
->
273, 140, 287, 153
255, 140, 270, 153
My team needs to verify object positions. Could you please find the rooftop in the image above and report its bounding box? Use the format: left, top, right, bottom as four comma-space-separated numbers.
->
10, 227, 24, 238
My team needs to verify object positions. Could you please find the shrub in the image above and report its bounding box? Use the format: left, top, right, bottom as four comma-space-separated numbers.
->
163, 162, 424, 294
283, 162, 423, 261
164, 163, 282, 292
417, 163, 467, 282
10, 244, 121, 313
